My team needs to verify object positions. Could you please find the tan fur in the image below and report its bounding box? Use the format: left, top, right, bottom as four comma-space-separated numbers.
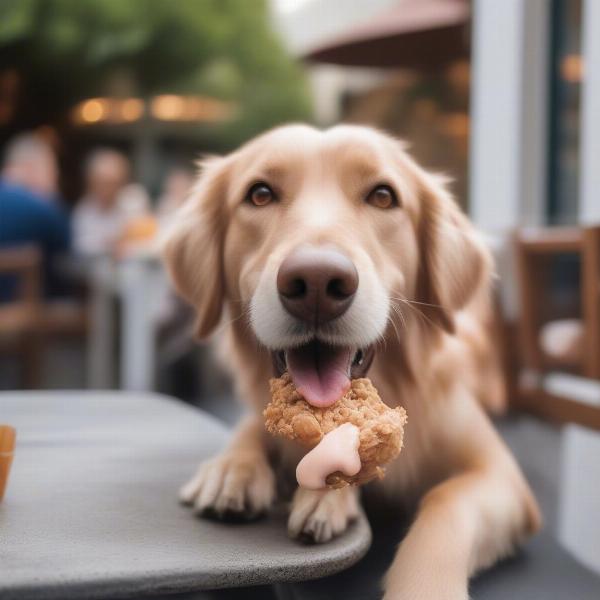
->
163, 124, 540, 598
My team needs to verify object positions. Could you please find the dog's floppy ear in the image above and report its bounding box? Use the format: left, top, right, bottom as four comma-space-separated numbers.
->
161, 157, 229, 339
417, 173, 492, 334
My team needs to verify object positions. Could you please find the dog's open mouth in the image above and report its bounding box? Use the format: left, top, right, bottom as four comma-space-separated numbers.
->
272, 341, 374, 408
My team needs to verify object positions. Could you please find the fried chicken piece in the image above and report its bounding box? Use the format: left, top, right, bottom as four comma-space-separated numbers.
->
264, 373, 407, 489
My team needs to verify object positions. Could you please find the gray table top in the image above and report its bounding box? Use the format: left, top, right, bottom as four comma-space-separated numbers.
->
0, 392, 370, 600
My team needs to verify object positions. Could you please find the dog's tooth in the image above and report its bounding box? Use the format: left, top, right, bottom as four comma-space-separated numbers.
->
352, 349, 364, 366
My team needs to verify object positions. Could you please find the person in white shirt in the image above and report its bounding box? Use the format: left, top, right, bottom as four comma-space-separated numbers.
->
157, 166, 194, 220
73, 149, 148, 256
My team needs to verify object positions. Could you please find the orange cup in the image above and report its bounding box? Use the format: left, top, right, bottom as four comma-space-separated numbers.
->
0, 425, 16, 502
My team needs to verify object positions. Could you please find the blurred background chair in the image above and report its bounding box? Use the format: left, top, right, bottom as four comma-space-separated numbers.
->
0, 246, 43, 388
0, 245, 88, 389
513, 226, 600, 430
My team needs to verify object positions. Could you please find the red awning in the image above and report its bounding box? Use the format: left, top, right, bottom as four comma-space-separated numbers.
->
303, 0, 470, 70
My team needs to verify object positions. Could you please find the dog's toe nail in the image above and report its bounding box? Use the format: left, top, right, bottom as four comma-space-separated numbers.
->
298, 530, 319, 544
196, 505, 217, 519
220, 509, 248, 523
298, 518, 330, 544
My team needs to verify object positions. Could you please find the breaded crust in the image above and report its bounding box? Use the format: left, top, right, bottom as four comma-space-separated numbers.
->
264, 373, 407, 488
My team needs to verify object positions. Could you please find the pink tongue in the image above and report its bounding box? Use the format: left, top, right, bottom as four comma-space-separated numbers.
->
286, 342, 352, 407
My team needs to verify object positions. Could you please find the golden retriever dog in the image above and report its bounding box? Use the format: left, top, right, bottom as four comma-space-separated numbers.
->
162, 124, 541, 599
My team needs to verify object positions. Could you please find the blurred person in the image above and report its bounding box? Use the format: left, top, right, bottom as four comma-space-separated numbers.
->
73, 149, 148, 256
117, 182, 157, 254
0, 133, 70, 300
120, 182, 151, 218
157, 167, 195, 220
0, 132, 60, 200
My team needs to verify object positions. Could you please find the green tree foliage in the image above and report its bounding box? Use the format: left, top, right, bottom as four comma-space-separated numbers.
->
0, 0, 312, 147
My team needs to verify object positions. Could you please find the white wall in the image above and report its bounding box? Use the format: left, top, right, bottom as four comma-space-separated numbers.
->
580, 0, 600, 223
469, 0, 549, 231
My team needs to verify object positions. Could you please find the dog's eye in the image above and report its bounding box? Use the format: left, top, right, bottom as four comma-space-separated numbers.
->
246, 182, 276, 207
366, 185, 398, 209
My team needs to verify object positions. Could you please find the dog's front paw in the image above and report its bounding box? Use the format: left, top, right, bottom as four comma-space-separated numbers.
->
288, 486, 359, 543
179, 452, 275, 520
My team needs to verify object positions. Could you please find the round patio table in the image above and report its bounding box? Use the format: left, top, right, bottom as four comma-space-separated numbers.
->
0, 392, 370, 600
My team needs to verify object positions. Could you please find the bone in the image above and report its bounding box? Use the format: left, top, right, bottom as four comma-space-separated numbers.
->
296, 423, 361, 490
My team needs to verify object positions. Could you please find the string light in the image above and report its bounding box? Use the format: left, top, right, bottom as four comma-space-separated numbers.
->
73, 95, 234, 125
561, 54, 584, 83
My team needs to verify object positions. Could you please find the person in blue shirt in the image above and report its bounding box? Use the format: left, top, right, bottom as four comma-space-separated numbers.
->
0, 133, 71, 300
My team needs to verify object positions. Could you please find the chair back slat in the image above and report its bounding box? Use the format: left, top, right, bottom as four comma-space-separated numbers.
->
582, 227, 600, 379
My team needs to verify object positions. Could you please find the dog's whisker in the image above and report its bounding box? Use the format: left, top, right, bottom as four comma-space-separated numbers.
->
389, 296, 443, 309
379, 322, 389, 352
389, 301, 408, 331
391, 296, 441, 331
385, 304, 404, 347
388, 311, 404, 344
212, 312, 246, 336
212, 303, 254, 337
400, 302, 435, 330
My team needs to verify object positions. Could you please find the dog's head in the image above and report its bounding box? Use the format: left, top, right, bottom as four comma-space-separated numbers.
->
163, 124, 491, 407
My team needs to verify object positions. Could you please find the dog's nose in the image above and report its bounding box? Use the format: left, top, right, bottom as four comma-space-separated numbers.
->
277, 246, 358, 324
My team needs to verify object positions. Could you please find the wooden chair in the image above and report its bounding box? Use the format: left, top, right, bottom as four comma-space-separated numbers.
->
513, 226, 600, 429
0, 246, 44, 387
0, 246, 89, 389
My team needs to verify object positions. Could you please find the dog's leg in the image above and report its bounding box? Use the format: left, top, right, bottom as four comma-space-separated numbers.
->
288, 486, 360, 543
179, 415, 275, 520
383, 469, 540, 600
